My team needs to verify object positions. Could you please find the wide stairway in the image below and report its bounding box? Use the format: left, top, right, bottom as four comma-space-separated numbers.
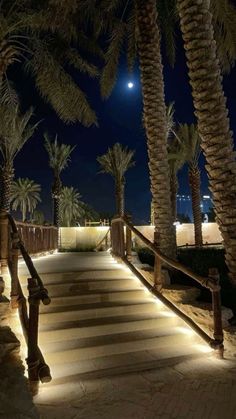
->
18, 252, 209, 393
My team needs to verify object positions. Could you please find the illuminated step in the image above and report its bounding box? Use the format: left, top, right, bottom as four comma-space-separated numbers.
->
39, 347, 204, 388
39, 300, 160, 321
37, 279, 142, 295
43, 331, 197, 365
38, 289, 149, 303
39, 312, 180, 342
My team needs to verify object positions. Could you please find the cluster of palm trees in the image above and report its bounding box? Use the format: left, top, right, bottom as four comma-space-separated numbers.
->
1, 0, 236, 285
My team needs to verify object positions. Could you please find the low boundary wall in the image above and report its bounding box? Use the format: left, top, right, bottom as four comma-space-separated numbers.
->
59, 223, 223, 251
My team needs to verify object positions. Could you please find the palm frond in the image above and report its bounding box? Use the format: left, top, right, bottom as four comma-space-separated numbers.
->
97, 142, 135, 181
65, 48, 99, 78
0, 78, 19, 107
157, 0, 178, 67
25, 44, 97, 126
175, 124, 201, 168
126, 7, 137, 72
100, 21, 126, 98
44, 133, 75, 174
0, 104, 38, 165
211, 0, 236, 73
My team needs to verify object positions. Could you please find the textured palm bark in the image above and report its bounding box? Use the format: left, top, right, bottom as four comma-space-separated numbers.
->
177, 0, 236, 284
0, 166, 14, 212
136, 0, 176, 258
170, 171, 178, 222
115, 180, 125, 217
52, 176, 62, 227
189, 167, 203, 247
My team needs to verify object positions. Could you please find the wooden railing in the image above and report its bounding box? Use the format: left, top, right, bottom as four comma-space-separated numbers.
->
15, 221, 58, 255
95, 227, 111, 251
111, 216, 224, 357
0, 211, 55, 394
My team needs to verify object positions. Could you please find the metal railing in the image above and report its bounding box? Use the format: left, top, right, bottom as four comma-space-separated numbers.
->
0, 211, 55, 394
111, 216, 224, 357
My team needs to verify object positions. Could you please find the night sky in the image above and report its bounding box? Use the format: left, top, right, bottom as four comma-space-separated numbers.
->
10, 37, 236, 225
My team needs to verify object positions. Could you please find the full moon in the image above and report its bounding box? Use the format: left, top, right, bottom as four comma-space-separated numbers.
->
128, 82, 134, 89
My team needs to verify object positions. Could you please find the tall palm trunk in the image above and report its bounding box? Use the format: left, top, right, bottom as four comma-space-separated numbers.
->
22, 201, 26, 222
0, 165, 14, 212
52, 176, 62, 227
170, 171, 178, 222
115, 179, 125, 216
177, 0, 236, 284
136, 0, 176, 258
189, 167, 203, 246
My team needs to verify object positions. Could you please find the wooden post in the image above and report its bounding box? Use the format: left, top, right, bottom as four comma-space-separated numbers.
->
0, 210, 9, 276
209, 268, 224, 358
153, 231, 162, 291
9, 232, 20, 308
118, 220, 125, 258
27, 277, 40, 395
125, 216, 132, 261
0, 276, 5, 297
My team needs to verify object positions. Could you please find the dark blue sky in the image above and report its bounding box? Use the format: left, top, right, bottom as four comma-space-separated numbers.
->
11, 40, 236, 224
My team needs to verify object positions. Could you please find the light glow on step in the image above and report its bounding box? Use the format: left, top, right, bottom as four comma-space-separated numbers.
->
177, 326, 195, 336
159, 310, 177, 318
194, 344, 213, 354
152, 298, 164, 307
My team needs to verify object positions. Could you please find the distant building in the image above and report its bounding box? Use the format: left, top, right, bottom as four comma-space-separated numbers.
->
176, 194, 212, 222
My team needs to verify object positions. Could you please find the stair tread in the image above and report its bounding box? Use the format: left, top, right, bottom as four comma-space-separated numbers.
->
42, 326, 191, 354
39, 311, 178, 332
42, 346, 206, 385
40, 299, 157, 314
44, 332, 196, 364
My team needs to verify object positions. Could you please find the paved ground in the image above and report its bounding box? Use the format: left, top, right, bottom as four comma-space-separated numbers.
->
17, 253, 236, 419
36, 356, 236, 419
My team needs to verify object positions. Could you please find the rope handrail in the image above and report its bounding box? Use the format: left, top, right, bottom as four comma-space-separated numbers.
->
111, 216, 224, 357
6, 213, 52, 393
15, 220, 58, 230
111, 217, 219, 292
95, 227, 111, 251
8, 214, 51, 305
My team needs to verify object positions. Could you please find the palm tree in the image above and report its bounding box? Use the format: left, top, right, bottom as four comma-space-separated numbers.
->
44, 134, 75, 227
0, 0, 99, 126
97, 143, 135, 217
32, 210, 45, 225
97, 1, 178, 257
177, 0, 236, 283
94, 0, 236, 259
60, 187, 84, 227
175, 124, 203, 246
10, 178, 41, 222
0, 103, 39, 211
168, 138, 186, 223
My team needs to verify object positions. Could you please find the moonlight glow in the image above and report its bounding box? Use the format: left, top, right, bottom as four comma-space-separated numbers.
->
128, 82, 134, 89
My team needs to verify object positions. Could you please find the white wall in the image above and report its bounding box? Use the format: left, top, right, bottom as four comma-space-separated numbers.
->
59, 223, 223, 250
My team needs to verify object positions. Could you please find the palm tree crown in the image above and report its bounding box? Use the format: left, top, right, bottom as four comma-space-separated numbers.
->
176, 124, 201, 170
176, 124, 203, 246
44, 133, 75, 226
60, 186, 84, 227
97, 143, 135, 182
97, 142, 135, 216
0, 0, 100, 126
44, 133, 75, 177
0, 104, 39, 170
0, 98, 39, 211
10, 178, 41, 222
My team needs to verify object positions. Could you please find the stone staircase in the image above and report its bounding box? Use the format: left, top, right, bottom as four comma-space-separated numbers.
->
17, 252, 209, 391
